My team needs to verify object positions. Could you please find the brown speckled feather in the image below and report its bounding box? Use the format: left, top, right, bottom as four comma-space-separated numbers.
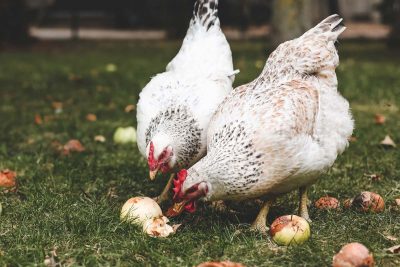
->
182, 15, 354, 202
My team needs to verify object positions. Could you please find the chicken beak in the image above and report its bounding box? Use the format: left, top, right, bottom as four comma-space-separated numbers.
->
149, 169, 158, 181
165, 200, 187, 217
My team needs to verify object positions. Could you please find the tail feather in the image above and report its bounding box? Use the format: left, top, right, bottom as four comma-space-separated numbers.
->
258, 14, 346, 81
193, 0, 219, 30
303, 14, 346, 41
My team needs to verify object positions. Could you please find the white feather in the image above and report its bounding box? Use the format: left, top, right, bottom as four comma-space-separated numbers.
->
136, 0, 235, 169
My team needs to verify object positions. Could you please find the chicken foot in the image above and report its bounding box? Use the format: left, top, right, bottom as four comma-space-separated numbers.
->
250, 199, 274, 234
298, 186, 311, 222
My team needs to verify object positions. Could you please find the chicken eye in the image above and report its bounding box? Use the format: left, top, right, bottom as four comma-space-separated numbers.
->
186, 186, 198, 194
158, 151, 167, 161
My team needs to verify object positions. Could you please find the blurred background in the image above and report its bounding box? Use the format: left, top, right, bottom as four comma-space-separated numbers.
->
0, 0, 399, 46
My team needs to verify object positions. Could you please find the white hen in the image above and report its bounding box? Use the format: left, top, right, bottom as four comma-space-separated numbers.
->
136, 0, 236, 203
169, 15, 354, 231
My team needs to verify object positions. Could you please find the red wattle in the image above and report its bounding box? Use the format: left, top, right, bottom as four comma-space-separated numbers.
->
185, 201, 196, 213
147, 141, 157, 170
173, 179, 180, 187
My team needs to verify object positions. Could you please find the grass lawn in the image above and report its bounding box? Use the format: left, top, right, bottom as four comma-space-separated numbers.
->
0, 40, 399, 266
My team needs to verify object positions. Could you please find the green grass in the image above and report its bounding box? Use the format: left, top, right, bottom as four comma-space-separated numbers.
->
0, 40, 399, 266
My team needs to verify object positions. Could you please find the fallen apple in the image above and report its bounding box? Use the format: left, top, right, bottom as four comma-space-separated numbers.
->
380, 135, 396, 148
120, 197, 162, 225
270, 215, 310, 246
315, 196, 340, 210
62, 139, 85, 155
94, 135, 106, 143
124, 104, 135, 113
374, 114, 385, 125
352, 191, 385, 213
113, 127, 137, 144
106, 63, 117, 72
86, 113, 97, 122
332, 242, 374, 267
0, 169, 17, 188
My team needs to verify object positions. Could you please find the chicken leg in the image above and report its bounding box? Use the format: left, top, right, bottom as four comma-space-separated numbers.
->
154, 173, 175, 205
298, 186, 311, 222
251, 199, 274, 234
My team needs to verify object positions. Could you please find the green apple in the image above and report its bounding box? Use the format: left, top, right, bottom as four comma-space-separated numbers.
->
113, 127, 137, 144
270, 215, 310, 246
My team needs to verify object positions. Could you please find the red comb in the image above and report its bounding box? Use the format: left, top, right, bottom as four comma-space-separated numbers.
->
172, 169, 187, 200
147, 141, 157, 170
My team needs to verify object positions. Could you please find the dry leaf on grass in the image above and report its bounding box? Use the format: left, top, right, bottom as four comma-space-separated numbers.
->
61, 140, 85, 155
395, 199, 400, 206
348, 136, 357, 142
86, 113, 97, 122
374, 114, 386, 125
44, 255, 59, 267
197, 261, 245, 267
0, 169, 17, 188
44, 247, 60, 267
386, 245, 400, 254
124, 104, 136, 113
68, 74, 82, 82
343, 198, 353, 209
106, 187, 118, 199
51, 102, 63, 114
385, 235, 398, 241
51, 102, 63, 110
380, 135, 396, 148
94, 135, 106, 143
35, 114, 43, 125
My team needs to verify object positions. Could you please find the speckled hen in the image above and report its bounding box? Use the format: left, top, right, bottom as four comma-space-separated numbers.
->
170, 15, 354, 232
136, 0, 237, 203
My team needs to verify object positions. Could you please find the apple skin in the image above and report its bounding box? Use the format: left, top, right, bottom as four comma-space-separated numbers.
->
120, 197, 162, 225
142, 216, 174, 238
352, 192, 385, 213
315, 196, 340, 210
270, 215, 311, 246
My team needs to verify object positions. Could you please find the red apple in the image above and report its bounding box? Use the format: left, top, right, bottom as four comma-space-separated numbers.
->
315, 196, 340, 210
